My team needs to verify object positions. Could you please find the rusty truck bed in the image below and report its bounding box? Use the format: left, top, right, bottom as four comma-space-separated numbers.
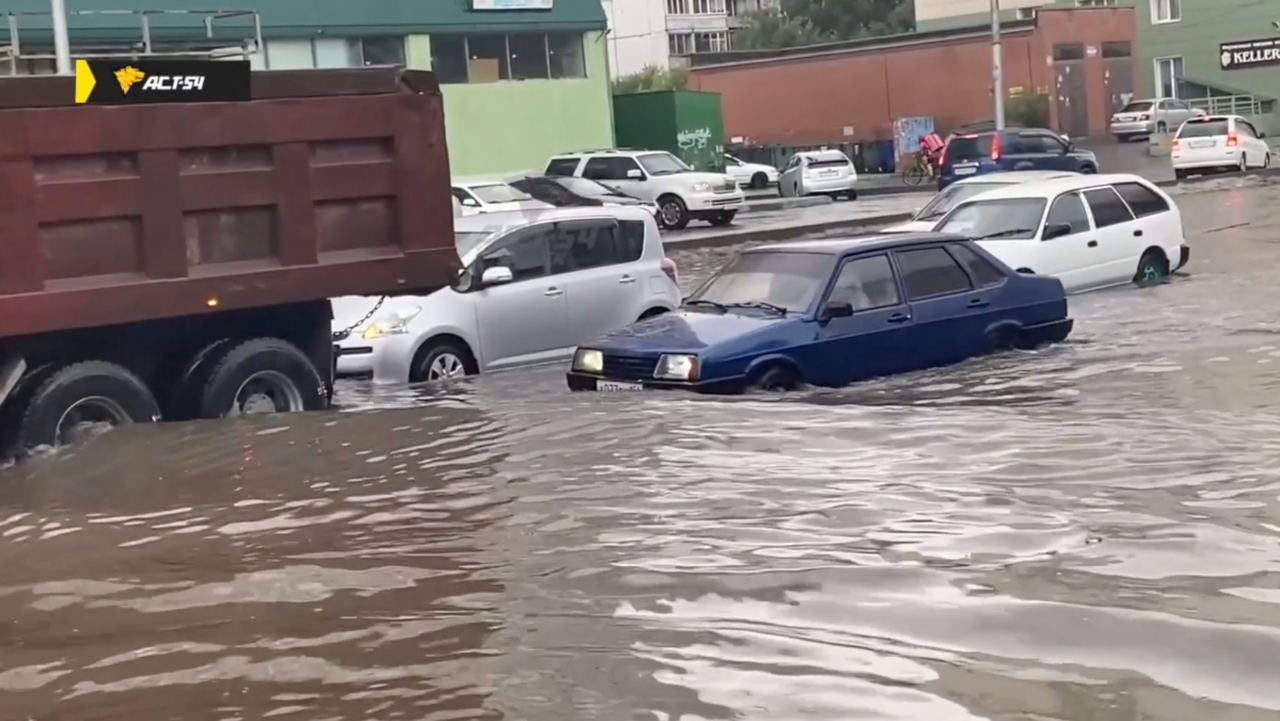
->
0, 68, 455, 339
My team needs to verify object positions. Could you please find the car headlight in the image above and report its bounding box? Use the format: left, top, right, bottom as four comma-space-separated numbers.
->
362, 305, 422, 340
692, 181, 712, 192
572, 348, 604, 374
654, 354, 699, 381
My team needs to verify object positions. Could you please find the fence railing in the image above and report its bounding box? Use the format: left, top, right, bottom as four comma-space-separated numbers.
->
1185, 94, 1275, 118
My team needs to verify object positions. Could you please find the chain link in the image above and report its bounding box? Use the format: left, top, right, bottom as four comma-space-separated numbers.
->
331, 296, 387, 342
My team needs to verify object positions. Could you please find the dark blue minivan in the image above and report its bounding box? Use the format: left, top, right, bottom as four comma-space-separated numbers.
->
938, 129, 1099, 190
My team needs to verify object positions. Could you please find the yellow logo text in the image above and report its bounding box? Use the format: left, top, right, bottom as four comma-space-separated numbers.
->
115, 66, 146, 94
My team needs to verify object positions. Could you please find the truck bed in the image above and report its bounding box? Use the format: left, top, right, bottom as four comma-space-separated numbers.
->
0, 68, 455, 339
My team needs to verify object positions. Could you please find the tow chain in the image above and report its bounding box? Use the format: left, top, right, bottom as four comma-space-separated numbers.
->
331, 296, 387, 341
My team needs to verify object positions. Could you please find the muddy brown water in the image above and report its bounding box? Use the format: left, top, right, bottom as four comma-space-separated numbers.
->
2, 179, 1280, 720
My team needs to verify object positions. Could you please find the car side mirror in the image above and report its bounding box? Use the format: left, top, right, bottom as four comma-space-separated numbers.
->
626, 169, 645, 180
1043, 223, 1073, 240
461, 198, 480, 207
481, 266, 514, 286
820, 301, 854, 322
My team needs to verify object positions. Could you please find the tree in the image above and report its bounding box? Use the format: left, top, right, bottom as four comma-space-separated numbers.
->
736, 0, 915, 50
612, 66, 690, 95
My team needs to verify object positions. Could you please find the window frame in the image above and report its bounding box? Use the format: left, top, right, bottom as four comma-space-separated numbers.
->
947, 243, 1008, 289
1153, 56, 1184, 99
548, 218, 625, 274
1081, 186, 1136, 229
892, 246, 976, 302
582, 155, 644, 182
822, 253, 903, 315
1150, 0, 1182, 24
1113, 181, 1170, 219
545, 157, 583, 177
1042, 191, 1093, 240
472, 223, 555, 287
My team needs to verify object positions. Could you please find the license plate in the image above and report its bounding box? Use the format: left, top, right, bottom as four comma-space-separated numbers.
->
953, 165, 978, 176
1189, 139, 1214, 148
597, 380, 643, 392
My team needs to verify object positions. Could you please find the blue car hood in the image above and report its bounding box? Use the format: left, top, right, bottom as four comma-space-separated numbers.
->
590, 310, 792, 354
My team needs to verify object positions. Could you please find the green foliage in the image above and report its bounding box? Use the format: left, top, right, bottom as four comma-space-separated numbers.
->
612, 66, 690, 95
736, 0, 915, 49
1006, 93, 1051, 128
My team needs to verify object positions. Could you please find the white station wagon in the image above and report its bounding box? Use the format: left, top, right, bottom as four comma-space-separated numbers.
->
932, 173, 1189, 293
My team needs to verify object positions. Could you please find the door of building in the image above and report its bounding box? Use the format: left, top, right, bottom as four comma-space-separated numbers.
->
1055, 59, 1090, 139
1104, 57, 1134, 114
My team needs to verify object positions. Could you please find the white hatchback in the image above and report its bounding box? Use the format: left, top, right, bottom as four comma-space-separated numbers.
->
1171, 115, 1272, 179
932, 174, 1189, 293
882, 171, 1078, 233
452, 179, 553, 216
778, 149, 858, 200
332, 206, 682, 384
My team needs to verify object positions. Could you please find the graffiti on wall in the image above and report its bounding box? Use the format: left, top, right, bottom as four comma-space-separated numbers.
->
677, 127, 712, 151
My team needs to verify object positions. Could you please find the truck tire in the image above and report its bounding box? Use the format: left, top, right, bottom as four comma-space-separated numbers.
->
10, 361, 160, 453
197, 338, 326, 419
166, 338, 237, 421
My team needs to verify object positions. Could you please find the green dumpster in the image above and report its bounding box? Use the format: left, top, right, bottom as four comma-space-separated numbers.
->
613, 90, 726, 173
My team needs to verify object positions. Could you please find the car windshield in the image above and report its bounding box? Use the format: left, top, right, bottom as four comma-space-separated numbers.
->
916, 181, 1012, 221
468, 184, 533, 203
1121, 101, 1154, 113
637, 152, 690, 176
687, 251, 830, 313
556, 176, 627, 198
1177, 120, 1230, 138
936, 198, 1047, 240
455, 230, 494, 259
946, 135, 995, 161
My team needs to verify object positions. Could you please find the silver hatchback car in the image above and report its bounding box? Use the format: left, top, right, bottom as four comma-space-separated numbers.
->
333, 206, 682, 384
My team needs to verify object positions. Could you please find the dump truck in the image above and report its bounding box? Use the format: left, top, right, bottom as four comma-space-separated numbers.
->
0, 67, 456, 454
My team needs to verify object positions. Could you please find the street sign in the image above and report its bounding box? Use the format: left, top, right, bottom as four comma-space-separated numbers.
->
471, 0, 553, 9
1220, 38, 1280, 71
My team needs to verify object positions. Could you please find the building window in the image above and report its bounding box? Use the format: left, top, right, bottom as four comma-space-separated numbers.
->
667, 0, 727, 15
1017, 8, 1036, 20
696, 31, 730, 52
1102, 41, 1131, 58
362, 38, 406, 67
262, 37, 404, 70
1154, 56, 1184, 98
1077, 0, 1118, 6
669, 33, 693, 55
1150, 0, 1181, 23
430, 32, 586, 84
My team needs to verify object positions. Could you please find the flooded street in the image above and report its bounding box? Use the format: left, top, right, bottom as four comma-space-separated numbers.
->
4, 180, 1280, 720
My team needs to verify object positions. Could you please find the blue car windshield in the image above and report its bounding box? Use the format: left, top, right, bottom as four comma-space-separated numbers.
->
936, 198, 1047, 240
687, 251, 829, 313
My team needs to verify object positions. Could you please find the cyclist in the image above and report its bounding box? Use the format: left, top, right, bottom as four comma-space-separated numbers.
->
919, 132, 945, 175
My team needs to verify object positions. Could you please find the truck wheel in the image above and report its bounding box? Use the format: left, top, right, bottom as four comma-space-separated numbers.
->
197, 338, 326, 418
166, 338, 237, 421
11, 361, 159, 452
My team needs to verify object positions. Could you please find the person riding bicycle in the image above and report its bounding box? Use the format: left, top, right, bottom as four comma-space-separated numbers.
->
919, 132, 945, 175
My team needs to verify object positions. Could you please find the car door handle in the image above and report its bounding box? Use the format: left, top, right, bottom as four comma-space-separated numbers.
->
544, 287, 563, 297
1087, 240, 1098, 248
1134, 229, 1143, 237
968, 298, 989, 308
619, 275, 637, 284
887, 312, 911, 324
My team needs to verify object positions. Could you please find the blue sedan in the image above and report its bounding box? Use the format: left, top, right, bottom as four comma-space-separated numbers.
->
566, 233, 1073, 393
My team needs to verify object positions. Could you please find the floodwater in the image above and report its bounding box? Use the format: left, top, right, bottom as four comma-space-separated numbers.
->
3, 179, 1280, 721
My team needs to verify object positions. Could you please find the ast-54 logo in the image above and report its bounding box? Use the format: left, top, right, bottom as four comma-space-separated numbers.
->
76, 59, 250, 104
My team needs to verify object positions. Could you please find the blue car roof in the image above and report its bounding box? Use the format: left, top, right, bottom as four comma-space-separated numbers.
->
748, 232, 972, 257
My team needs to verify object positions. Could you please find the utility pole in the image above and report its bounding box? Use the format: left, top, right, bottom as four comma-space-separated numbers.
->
50, 0, 72, 75
991, 0, 1005, 129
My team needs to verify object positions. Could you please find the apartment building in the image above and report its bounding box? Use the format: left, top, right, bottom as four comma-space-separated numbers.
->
602, 0, 779, 78
915, 0, 1119, 31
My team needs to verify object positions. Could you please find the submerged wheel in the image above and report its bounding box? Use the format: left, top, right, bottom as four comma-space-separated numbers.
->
1239, 154, 1249, 173
1134, 250, 1169, 286
411, 339, 476, 384
166, 338, 236, 421
752, 365, 801, 392
197, 338, 326, 418
9, 361, 159, 452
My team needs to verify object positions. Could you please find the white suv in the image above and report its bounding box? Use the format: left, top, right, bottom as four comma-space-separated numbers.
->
332, 206, 682, 384
545, 149, 745, 231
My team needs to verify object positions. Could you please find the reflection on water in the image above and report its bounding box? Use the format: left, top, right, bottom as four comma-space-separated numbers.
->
2, 184, 1280, 720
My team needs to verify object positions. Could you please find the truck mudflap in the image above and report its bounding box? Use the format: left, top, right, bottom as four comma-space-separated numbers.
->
0, 354, 26, 410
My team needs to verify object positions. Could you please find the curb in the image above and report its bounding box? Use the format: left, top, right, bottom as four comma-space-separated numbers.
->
665, 211, 915, 250
742, 196, 832, 214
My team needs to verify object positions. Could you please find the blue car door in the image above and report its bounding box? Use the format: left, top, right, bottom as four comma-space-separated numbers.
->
807, 253, 913, 386
891, 246, 990, 371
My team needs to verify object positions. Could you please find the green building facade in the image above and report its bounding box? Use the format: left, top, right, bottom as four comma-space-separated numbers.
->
2, 0, 615, 176
613, 90, 727, 173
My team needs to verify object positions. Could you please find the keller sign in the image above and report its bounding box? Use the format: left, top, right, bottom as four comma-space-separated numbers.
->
1220, 38, 1280, 71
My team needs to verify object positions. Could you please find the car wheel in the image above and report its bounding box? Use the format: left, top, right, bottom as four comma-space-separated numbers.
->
709, 210, 737, 227
1174, 168, 1187, 181
1238, 154, 1248, 172
1134, 249, 1169, 286
197, 338, 327, 418
9, 361, 160, 453
657, 195, 690, 231
1080, 164, 1097, 174
1265, 154, 1272, 169
411, 339, 477, 384
846, 189, 858, 201
749, 172, 768, 190
751, 365, 801, 392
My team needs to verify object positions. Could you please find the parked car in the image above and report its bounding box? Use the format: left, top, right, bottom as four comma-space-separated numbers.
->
938, 129, 1098, 190
882, 171, 1078, 233
1171, 115, 1273, 179
333, 206, 681, 384
778, 149, 858, 200
544, 149, 744, 231
931, 173, 1189, 293
1109, 98, 1205, 142
724, 153, 780, 189
508, 174, 659, 218
452, 179, 552, 216
565, 233, 1073, 394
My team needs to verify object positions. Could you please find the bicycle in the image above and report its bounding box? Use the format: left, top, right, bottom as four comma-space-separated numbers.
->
901, 150, 935, 186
